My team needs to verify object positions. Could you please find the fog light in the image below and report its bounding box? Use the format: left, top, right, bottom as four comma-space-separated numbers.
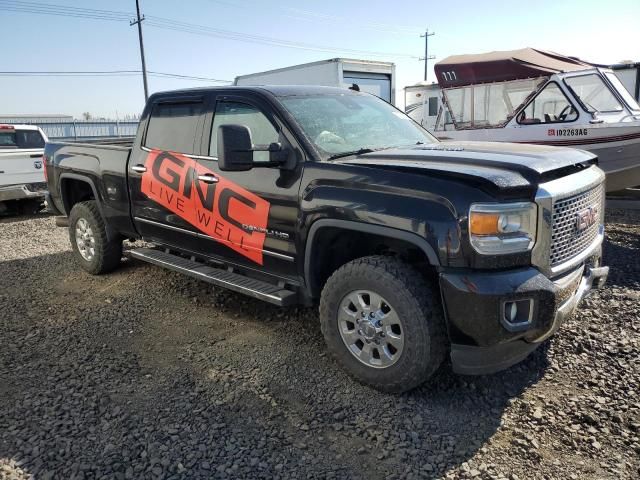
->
501, 299, 534, 331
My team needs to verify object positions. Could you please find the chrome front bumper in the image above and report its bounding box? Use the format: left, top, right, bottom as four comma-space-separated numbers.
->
533, 264, 609, 342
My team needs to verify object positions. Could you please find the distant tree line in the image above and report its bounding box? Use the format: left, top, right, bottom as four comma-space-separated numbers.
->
79, 112, 141, 121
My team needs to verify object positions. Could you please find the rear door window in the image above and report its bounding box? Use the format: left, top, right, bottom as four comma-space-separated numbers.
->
0, 131, 16, 148
145, 101, 204, 154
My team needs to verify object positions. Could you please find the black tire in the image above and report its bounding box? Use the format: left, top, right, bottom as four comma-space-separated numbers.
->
319, 255, 446, 393
68, 200, 122, 275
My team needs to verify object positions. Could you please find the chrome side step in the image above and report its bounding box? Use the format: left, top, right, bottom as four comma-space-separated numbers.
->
128, 247, 297, 306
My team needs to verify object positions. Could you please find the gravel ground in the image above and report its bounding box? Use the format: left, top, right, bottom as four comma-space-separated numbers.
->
0, 210, 638, 480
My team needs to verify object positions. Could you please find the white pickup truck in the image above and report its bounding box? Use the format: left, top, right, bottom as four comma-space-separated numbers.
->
0, 124, 48, 214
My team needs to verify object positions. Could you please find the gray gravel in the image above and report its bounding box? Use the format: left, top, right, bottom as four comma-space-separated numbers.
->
1, 210, 639, 480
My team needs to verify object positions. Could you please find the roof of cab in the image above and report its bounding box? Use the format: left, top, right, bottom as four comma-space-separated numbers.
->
151, 85, 361, 99
0, 124, 41, 130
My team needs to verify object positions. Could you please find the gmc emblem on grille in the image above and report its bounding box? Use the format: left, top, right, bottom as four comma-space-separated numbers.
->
575, 205, 598, 232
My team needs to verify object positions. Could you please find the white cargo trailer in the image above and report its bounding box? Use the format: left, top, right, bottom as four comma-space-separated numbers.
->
234, 58, 396, 105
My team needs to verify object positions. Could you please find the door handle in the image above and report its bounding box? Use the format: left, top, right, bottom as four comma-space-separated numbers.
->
131, 164, 147, 173
198, 174, 219, 184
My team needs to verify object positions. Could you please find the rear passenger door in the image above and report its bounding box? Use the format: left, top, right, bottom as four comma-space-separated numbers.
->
128, 94, 207, 253
194, 92, 304, 281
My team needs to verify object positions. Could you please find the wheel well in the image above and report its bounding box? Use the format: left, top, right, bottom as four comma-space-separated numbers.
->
61, 178, 95, 215
307, 226, 437, 298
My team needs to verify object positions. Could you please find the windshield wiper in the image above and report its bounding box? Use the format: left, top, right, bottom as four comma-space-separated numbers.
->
328, 148, 376, 160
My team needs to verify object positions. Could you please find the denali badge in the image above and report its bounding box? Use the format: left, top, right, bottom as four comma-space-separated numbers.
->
575, 205, 598, 232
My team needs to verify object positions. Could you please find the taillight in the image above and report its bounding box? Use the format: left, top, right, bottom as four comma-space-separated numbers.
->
43, 154, 48, 181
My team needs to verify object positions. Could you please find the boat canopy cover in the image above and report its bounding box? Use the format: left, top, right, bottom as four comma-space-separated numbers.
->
435, 48, 593, 88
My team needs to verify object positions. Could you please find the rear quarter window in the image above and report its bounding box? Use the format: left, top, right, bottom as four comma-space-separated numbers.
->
144, 101, 204, 154
0, 129, 45, 149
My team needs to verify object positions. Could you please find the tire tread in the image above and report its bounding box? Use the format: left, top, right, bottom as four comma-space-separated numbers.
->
68, 200, 122, 275
319, 255, 446, 393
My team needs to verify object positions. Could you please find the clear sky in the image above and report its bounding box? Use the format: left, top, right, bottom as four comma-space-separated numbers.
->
1, 0, 639, 118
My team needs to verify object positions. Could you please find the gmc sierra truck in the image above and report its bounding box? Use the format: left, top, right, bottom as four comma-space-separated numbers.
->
45, 86, 609, 392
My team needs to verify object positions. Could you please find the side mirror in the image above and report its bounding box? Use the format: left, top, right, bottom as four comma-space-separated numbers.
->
218, 124, 254, 171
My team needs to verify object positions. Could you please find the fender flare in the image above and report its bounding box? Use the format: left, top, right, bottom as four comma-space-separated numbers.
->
59, 173, 117, 240
304, 219, 440, 297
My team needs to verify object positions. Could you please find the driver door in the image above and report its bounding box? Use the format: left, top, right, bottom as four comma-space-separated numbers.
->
193, 91, 305, 282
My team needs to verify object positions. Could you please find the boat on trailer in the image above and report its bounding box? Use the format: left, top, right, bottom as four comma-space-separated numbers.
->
432, 48, 640, 191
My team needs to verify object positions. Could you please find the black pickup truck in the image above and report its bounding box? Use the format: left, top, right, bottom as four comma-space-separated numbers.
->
45, 86, 609, 392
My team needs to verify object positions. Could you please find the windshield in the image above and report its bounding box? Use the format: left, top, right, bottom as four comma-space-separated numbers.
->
565, 74, 623, 113
605, 71, 640, 111
443, 78, 545, 128
280, 94, 436, 157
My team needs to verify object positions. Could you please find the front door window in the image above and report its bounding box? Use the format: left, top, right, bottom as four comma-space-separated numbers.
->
210, 101, 279, 163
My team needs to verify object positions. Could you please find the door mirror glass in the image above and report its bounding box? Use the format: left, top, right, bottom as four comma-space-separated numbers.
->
217, 124, 254, 171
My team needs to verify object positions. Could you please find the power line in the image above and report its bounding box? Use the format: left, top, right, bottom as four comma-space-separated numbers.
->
0, 70, 232, 82
145, 16, 418, 58
0, 0, 418, 59
0, 0, 130, 21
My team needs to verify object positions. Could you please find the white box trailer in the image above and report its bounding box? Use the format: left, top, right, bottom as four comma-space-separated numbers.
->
234, 58, 396, 105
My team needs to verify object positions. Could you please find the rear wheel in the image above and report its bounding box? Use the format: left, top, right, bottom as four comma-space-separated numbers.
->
68, 201, 122, 274
319, 255, 446, 393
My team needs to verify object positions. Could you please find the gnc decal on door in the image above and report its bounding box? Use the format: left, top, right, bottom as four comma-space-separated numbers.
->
141, 149, 270, 265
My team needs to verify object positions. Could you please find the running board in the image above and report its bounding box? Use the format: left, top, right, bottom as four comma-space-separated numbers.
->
128, 248, 297, 306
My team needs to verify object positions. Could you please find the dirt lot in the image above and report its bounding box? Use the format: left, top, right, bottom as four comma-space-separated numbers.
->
1, 210, 639, 480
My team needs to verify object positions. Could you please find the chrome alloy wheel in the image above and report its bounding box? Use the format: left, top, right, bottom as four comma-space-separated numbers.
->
75, 218, 96, 261
338, 290, 404, 368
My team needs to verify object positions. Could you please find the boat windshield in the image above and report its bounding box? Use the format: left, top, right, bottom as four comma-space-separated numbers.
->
564, 74, 623, 113
604, 72, 640, 111
443, 78, 546, 129
280, 94, 437, 158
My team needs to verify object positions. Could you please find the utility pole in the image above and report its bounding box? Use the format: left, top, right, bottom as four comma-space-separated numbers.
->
130, 0, 149, 101
419, 29, 435, 82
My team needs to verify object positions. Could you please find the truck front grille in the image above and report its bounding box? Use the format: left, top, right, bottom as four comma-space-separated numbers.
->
550, 185, 603, 267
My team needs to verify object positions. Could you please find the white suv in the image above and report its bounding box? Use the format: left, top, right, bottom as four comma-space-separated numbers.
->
0, 124, 48, 214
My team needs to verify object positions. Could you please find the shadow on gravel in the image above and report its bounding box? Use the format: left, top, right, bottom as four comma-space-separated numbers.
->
1, 250, 553, 479
602, 234, 640, 289
0, 211, 52, 224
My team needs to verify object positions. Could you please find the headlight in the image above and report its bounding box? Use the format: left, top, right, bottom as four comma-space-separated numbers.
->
469, 202, 537, 254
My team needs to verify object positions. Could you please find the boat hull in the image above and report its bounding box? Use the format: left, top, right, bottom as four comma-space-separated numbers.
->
436, 123, 640, 192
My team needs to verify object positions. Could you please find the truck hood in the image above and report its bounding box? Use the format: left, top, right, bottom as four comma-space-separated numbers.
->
337, 141, 598, 192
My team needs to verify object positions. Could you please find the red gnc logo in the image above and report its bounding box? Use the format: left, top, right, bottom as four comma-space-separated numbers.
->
140, 150, 270, 265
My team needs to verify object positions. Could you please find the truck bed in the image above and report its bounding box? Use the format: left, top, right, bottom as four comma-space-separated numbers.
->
44, 141, 133, 234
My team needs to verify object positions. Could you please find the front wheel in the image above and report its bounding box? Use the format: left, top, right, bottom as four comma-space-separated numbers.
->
319, 256, 446, 393
68, 200, 122, 275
